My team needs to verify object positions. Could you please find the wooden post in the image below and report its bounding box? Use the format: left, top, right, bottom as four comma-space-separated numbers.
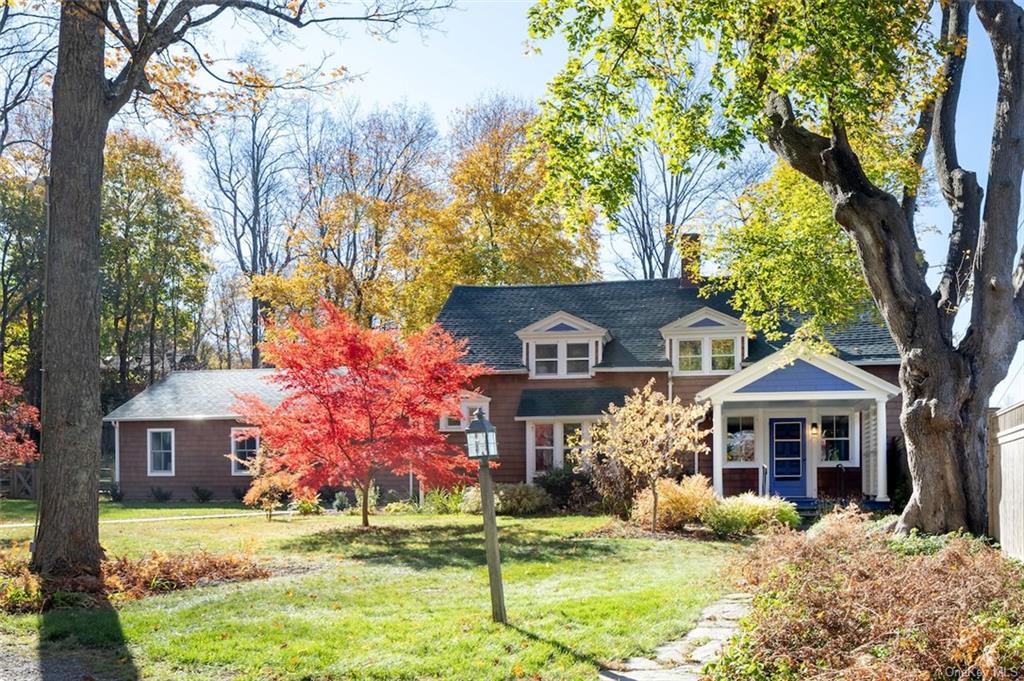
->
478, 457, 506, 624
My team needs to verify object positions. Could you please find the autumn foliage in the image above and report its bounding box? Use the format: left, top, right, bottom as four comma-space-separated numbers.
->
0, 374, 38, 468
235, 301, 487, 526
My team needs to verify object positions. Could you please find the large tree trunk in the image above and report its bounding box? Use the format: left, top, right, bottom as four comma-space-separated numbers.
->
30, 1, 110, 577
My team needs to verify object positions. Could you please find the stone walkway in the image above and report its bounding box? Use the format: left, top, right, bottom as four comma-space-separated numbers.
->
599, 593, 751, 681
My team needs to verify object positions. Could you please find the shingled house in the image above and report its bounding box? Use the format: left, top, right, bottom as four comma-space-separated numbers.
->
106, 277, 902, 505
434, 278, 902, 504
105, 370, 425, 501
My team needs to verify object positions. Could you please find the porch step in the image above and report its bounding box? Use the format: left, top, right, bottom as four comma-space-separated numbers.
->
784, 496, 819, 511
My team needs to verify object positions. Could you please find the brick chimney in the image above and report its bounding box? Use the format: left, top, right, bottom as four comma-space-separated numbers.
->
678, 232, 702, 287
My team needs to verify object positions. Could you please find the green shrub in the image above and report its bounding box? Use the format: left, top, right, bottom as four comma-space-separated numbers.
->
192, 486, 214, 503
331, 492, 351, 511
630, 475, 717, 531
700, 493, 800, 538
888, 528, 966, 556
289, 490, 324, 516
534, 467, 599, 512
423, 486, 464, 514
461, 483, 552, 516
106, 482, 124, 503
231, 485, 247, 501
381, 500, 419, 515
150, 486, 173, 502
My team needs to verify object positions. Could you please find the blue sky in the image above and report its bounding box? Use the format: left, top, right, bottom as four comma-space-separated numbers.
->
197, 1, 1023, 406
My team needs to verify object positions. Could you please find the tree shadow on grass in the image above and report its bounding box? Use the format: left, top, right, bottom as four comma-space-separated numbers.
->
280, 523, 622, 570
37, 592, 138, 681
506, 623, 607, 670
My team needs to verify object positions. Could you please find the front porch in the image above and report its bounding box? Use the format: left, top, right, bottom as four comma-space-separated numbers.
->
696, 353, 900, 504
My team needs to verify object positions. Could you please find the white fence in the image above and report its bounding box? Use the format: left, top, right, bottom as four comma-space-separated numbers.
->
990, 401, 1024, 560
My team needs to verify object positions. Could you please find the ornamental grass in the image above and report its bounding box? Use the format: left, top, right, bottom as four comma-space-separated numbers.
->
706, 507, 1024, 680
0, 543, 269, 612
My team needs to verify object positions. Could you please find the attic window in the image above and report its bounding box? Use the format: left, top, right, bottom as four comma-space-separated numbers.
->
529, 341, 593, 378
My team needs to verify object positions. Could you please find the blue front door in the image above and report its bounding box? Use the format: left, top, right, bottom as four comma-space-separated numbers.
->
769, 418, 806, 498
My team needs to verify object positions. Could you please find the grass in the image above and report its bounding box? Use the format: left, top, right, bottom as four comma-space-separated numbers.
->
0, 512, 739, 680
0, 499, 248, 524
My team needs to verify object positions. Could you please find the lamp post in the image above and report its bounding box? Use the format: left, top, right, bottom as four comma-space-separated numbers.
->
465, 408, 506, 624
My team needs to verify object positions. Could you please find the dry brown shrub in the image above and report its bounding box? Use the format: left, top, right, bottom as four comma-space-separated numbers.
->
717, 507, 1024, 680
0, 545, 270, 612
630, 476, 717, 531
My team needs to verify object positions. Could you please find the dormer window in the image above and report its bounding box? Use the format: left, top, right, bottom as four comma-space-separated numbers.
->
515, 311, 610, 380
661, 308, 747, 376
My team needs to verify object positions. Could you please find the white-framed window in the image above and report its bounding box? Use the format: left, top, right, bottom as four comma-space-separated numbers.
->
147, 428, 175, 477
820, 415, 852, 463
534, 343, 559, 375
534, 423, 555, 474
439, 397, 490, 432
528, 340, 594, 378
527, 420, 591, 481
725, 415, 756, 466
677, 339, 703, 373
671, 335, 743, 375
710, 338, 737, 371
231, 427, 259, 476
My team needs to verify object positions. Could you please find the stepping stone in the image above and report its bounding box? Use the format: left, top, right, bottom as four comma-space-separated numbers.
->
688, 640, 724, 664
622, 657, 664, 670
652, 640, 691, 665
700, 602, 750, 620
682, 625, 734, 642
599, 668, 702, 681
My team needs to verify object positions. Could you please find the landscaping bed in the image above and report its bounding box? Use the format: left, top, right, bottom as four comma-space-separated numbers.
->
706, 508, 1024, 680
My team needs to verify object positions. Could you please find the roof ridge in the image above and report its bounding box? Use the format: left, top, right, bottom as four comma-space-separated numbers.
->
451, 278, 681, 291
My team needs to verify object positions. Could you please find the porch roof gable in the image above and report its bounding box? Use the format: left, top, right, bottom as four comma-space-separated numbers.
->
696, 351, 900, 403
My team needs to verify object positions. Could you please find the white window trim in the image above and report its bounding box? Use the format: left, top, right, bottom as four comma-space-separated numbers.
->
723, 412, 761, 469
439, 396, 492, 432
525, 419, 594, 483
527, 339, 596, 379
146, 427, 175, 477
817, 411, 861, 467
670, 334, 744, 376
231, 427, 259, 476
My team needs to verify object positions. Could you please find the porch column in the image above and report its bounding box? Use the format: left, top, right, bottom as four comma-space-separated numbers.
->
712, 401, 723, 496
875, 398, 889, 502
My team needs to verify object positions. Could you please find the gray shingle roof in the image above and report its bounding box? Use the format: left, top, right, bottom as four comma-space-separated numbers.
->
104, 369, 284, 421
516, 388, 631, 418
435, 279, 899, 371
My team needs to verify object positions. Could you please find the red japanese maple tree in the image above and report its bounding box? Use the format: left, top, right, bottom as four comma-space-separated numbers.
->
235, 301, 488, 527
0, 375, 39, 495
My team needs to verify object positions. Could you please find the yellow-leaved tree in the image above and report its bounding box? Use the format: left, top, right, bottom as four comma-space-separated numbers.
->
581, 380, 709, 531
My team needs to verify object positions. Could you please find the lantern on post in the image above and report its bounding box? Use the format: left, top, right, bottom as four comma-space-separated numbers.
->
465, 408, 506, 623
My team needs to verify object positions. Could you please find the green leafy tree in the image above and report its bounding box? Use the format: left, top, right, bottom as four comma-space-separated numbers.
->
530, 0, 1024, 534
101, 132, 212, 403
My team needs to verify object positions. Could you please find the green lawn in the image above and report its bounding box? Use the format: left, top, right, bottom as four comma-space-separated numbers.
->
0, 512, 740, 681
0, 499, 248, 524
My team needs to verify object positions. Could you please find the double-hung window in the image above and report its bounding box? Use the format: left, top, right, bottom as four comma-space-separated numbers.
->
231, 428, 259, 476
534, 343, 559, 375
710, 338, 737, 371
673, 336, 741, 375
821, 415, 851, 463
677, 340, 703, 372
439, 397, 490, 432
530, 341, 592, 377
147, 428, 174, 476
534, 423, 555, 473
565, 343, 590, 374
